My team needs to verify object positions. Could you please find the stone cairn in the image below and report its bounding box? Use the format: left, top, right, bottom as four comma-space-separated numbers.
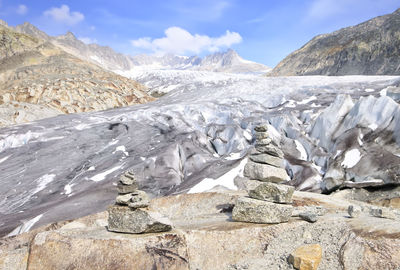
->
107, 170, 172, 234
232, 124, 294, 224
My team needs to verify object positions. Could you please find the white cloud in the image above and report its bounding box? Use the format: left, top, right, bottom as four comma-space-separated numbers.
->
43, 5, 84, 25
16, 4, 27, 15
78, 37, 98, 44
131, 27, 242, 55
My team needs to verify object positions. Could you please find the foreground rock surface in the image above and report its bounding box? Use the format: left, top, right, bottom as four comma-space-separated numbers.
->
232, 197, 293, 224
2, 191, 400, 270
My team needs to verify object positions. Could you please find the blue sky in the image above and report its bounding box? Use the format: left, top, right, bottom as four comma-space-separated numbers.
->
0, 0, 399, 67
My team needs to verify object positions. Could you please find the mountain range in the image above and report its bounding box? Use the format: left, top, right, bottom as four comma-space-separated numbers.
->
270, 8, 400, 76
12, 22, 270, 74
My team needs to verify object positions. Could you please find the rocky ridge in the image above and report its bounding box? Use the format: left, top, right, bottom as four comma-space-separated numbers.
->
0, 23, 153, 126
1, 190, 400, 269
270, 8, 400, 76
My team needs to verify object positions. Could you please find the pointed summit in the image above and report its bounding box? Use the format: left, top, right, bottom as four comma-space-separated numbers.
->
14, 22, 50, 41
0, 19, 8, 28
60, 31, 77, 41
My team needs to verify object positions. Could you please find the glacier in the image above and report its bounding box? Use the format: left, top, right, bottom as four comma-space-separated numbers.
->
0, 74, 399, 236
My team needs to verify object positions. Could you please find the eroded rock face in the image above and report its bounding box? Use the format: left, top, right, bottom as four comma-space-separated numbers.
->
232, 197, 293, 224
107, 206, 172, 234
0, 24, 153, 127
270, 8, 400, 76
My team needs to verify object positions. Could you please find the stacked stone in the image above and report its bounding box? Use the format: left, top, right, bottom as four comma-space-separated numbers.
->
232, 124, 294, 224
244, 124, 289, 183
107, 170, 172, 234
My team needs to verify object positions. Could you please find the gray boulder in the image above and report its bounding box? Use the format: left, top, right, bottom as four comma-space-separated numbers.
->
107, 206, 172, 234
248, 182, 294, 204
116, 194, 133, 205
234, 177, 262, 191
120, 174, 136, 186
299, 212, 318, 223
129, 190, 150, 209
256, 138, 272, 145
255, 131, 269, 140
232, 197, 292, 224
254, 144, 284, 158
254, 124, 268, 132
244, 161, 289, 183
117, 182, 138, 194
249, 153, 284, 168
348, 205, 362, 218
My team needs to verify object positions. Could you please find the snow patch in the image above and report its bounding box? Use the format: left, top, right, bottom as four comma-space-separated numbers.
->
188, 158, 247, 193
225, 152, 242, 160
368, 123, 378, 130
0, 131, 41, 152
33, 174, 56, 194
113, 145, 129, 156
294, 140, 308, 160
357, 135, 363, 146
90, 165, 122, 182
341, 149, 361, 168
64, 184, 74, 196
7, 214, 43, 237
298, 96, 317, 105
0, 155, 10, 164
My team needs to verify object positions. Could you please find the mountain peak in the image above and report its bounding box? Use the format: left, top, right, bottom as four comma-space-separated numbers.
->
14, 22, 50, 41
63, 31, 77, 40
0, 19, 8, 28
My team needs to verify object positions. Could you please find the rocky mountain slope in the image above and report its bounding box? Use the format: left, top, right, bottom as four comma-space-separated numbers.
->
0, 74, 399, 238
0, 22, 153, 126
270, 8, 400, 76
14, 22, 269, 74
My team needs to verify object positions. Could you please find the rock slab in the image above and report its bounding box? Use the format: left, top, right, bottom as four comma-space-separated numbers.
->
248, 182, 294, 204
249, 153, 284, 168
107, 206, 172, 234
232, 197, 293, 224
289, 244, 322, 270
244, 161, 289, 183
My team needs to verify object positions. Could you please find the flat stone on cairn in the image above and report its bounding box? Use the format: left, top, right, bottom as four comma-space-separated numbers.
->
232, 197, 292, 224
108, 170, 172, 234
232, 124, 294, 224
248, 181, 294, 204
